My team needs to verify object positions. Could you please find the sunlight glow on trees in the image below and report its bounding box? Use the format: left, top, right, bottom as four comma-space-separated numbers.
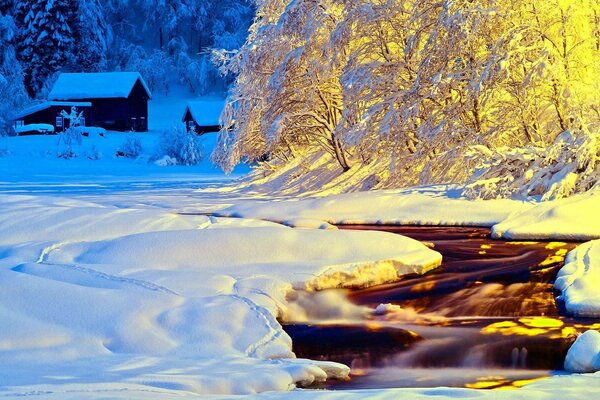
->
214, 0, 600, 199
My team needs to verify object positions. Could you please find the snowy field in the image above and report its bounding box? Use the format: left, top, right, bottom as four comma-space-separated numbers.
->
1, 127, 600, 398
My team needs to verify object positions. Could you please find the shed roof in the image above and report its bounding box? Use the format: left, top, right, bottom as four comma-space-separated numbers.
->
15, 101, 92, 119
183, 100, 225, 127
48, 72, 152, 101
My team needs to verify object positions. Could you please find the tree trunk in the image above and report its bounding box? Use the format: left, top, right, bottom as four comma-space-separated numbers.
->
332, 134, 351, 172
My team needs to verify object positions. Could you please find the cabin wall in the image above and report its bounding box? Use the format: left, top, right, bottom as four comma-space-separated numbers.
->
60, 97, 147, 132
88, 98, 131, 131
183, 109, 220, 135
17, 106, 92, 133
128, 80, 149, 132
21, 108, 53, 128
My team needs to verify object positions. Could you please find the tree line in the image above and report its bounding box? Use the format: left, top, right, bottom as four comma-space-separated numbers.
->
214, 0, 600, 199
0, 0, 254, 134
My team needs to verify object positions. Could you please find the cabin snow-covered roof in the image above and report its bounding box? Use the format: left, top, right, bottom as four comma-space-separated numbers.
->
48, 72, 152, 101
183, 99, 225, 127
15, 101, 92, 119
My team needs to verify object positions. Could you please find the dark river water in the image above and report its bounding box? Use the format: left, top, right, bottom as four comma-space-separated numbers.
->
283, 226, 600, 390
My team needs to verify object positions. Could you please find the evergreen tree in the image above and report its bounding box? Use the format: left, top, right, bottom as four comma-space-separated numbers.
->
0, 12, 28, 135
71, 0, 111, 72
17, 0, 75, 97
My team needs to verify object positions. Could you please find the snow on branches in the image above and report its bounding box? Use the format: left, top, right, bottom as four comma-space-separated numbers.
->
214, 0, 600, 199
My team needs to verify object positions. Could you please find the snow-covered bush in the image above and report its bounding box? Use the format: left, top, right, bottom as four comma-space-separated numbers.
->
156, 123, 204, 166
464, 128, 600, 200
117, 134, 143, 158
56, 107, 84, 159
85, 144, 102, 160
154, 155, 178, 167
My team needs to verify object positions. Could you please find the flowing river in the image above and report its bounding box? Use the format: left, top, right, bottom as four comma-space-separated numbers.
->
283, 226, 600, 390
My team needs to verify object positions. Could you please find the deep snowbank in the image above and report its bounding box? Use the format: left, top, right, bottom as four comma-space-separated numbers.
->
492, 191, 600, 241
555, 240, 600, 317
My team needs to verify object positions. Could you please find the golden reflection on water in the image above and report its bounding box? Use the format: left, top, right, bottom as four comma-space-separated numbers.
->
410, 280, 437, 293
519, 317, 563, 328
481, 317, 578, 339
539, 247, 569, 267
466, 376, 549, 390
545, 242, 568, 250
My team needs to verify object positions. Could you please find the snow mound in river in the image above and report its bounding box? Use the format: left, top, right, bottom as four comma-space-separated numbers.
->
46, 227, 441, 291
555, 240, 600, 317
565, 330, 600, 373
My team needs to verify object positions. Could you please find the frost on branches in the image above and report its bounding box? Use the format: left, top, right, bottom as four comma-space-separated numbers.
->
214, 0, 600, 200
464, 128, 600, 200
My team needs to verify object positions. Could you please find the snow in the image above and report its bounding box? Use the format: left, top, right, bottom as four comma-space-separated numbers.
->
555, 240, 600, 317
44, 227, 441, 291
14, 101, 92, 119
215, 185, 600, 241
184, 99, 225, 127
0, 138, 443, 397
148, 84, 201, 131
3, 92, 600, 397
214, 185, 533, 227
15, 123, 54, 134
73, 126, 106, 136
0, 190, 438, 396
564, 330, 600, 373
2, 167, 600, 397
213, 185, 600, 324
0, 122, 250, 184
492, 191, 600, 241
48, 72, 152, 100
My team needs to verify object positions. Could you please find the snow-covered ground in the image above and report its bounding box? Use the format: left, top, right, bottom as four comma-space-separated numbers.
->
214, 185, 600, 241
0, 162, 445, 397
2, 107, 600, 398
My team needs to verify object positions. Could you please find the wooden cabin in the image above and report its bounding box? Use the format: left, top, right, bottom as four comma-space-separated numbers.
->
14, 101, 92, 133
47, 72, 152, 132
182, 100, 224, 134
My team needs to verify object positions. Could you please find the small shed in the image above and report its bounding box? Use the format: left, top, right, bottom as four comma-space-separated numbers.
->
48, 72, 152, 132
182, 100, 224, 134
14, 101, 92, 133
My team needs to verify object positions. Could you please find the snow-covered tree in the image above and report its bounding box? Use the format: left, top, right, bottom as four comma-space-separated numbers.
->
214, 0, 351, 173
102, 0, 254, 95
134, 0, 192, 50
0, 11, 28, 136
216, 0, 600, 198
71, 0, 111, 72
16, 0, 75, 97
157, 123, 204, 165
